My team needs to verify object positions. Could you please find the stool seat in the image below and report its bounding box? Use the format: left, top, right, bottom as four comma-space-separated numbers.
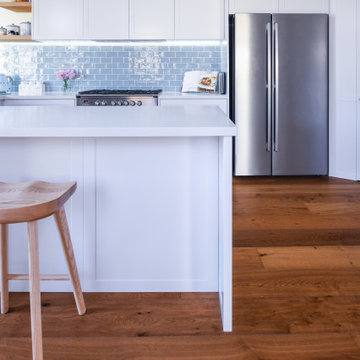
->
0, 181, 76, 224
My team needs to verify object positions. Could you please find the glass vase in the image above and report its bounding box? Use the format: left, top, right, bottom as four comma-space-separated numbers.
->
62, 79, 69, 93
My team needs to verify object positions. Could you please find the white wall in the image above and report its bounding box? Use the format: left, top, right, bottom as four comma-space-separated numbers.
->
0, 8, 31, 28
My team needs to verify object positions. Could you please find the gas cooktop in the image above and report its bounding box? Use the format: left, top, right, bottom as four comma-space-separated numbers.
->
78, 89, 162, 96
76, 89, 162, 106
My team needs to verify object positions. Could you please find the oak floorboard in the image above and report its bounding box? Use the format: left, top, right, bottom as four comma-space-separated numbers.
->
233, 269, 360, 297
233, 229, 360, 247
234, 213, 360, 231
241, 333, 360, 360
233, 248, 265, 270
233, 296, 360, 334
352, 335, 360, 351
233, 177, 360, 247
256, 246, 360, 270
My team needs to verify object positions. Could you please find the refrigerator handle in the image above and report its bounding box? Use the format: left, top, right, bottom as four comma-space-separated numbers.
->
273, 22, 279, 152
266, 22, 272, 152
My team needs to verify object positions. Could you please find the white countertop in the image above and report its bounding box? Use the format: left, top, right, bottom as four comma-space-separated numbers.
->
0, 92, 228, 101
0, 93, 76, 100
0, 105, 236, 137
160, 92, 228, 100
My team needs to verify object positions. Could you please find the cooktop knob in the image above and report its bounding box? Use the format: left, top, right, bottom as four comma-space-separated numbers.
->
123, 101, 129, 106
95, 101, 100, 106
130, 100, 136, 106
137, 101, 142, 106
111, 101, 117, 106
118, 101, 123, 106
101, 100, 107, 106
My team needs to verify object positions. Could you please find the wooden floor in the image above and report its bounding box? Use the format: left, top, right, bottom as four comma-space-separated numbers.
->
1, 177, 360, 359
233, 176, 360, 247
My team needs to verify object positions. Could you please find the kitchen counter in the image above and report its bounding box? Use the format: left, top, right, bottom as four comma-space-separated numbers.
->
0, 105, 235, 137
0, 105, 234, 332
160, 92, 228, 99
0, 92, 229, 113
0, 93, 76, 100
0, 92, 228, 100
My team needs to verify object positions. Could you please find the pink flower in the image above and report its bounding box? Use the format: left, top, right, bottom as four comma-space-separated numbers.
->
55, 69, 77, 80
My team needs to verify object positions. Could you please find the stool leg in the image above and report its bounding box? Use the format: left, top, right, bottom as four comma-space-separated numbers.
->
0, 224, 9, 314
54, 206, 86, 316
27, 221, 43, 360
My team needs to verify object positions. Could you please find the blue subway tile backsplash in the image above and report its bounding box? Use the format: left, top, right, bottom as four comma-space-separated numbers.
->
0, 42, 225, 93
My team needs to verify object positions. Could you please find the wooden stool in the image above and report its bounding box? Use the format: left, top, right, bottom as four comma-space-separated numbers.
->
0, 181, 86, 360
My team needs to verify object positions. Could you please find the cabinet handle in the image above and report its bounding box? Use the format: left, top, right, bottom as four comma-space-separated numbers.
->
273, 22, 279, 153
266, 22, 272, 152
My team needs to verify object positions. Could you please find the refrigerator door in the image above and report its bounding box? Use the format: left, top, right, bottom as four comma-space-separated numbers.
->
232, 13, 272, 176
272, 14, 329, 175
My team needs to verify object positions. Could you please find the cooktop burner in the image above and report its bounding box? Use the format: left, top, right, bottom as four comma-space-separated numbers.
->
78, 89, 162, 95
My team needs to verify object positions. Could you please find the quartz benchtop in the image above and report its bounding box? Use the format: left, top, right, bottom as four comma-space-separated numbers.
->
0, 93, 76, 100
0, 105, 236, 138
0, 92, 228, 100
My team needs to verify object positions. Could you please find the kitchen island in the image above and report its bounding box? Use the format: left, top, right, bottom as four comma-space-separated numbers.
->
0, 105, 236, 331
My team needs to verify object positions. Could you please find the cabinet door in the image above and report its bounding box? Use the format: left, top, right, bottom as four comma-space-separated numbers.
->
330, 0, 357, 180
33, 0, 84, 40
357, 0, 360, 179
129, 0, 174, 39
175, 0, 224, 39
229, 0, 278, 14
271, 14, 328, 176
279, 0, 329, 13
84, 0, 128, 39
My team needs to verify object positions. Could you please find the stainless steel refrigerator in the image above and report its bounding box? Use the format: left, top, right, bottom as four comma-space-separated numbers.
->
229, 14, 329, 176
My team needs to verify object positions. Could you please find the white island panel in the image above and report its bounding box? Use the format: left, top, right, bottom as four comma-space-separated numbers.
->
89, 137, 219, 291
0, 105, 235, 331
1, 138, 221, 292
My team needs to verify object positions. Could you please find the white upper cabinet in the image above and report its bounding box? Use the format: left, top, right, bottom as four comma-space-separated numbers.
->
175, 0, 225, 39
229, 0, 279, 13
279, 0, 329, 13
84, 0, 129, 40
33, 0, 84, 40
33, 0, 225, 40
129, 0, 175, 39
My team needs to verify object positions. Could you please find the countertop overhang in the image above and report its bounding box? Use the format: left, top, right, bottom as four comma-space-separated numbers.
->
0, 105, 236, 137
